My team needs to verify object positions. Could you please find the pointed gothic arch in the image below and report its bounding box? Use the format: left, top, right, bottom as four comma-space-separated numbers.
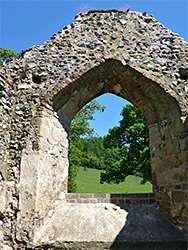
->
0, 10, 187, 248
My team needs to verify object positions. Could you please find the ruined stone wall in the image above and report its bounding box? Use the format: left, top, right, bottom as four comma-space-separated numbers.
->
0, 73, 19, 249
0, 10, 188, 249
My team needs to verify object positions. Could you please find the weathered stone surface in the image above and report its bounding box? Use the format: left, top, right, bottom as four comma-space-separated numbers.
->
172, 191, 185, 203
0, 9, 188, 249
38, 137, 50, 151
165, 138, 180, 156
34, 203, 188, 249
34, 203, 127, 245
40, 123, 51, 138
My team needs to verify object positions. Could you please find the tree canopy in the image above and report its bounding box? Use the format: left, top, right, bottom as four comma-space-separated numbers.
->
0, 47, 18, 66
100, 104, 151, 185
69, 103, 151, 193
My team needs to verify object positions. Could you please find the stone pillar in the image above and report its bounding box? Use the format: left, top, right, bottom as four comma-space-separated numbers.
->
149, 116, 188, 234
17, 106, 69, 247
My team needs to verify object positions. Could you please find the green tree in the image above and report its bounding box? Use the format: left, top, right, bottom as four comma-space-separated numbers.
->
101, 104, 151, 185
81, 136, 106, 170
0, 47, 18, 66
68, 100, 106, 192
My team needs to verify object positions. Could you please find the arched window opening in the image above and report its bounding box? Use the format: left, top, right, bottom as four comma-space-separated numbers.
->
68, 93, 153, 194
53, 59, 184, 231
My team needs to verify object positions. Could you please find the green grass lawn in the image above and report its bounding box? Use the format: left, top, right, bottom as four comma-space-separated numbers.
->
75, 167, 153, 193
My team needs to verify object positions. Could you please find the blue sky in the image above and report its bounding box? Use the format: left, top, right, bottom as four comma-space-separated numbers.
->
1, 0, 188, 136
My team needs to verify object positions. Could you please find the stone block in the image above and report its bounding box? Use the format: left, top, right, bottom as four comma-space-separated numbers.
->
151, 146, 164, 159
66, 193, 79, 199
164, 138, 180, 156
157, 166, 187, 186
90, 199, 97, 203
182, 183, 188, 190
180, 137, 188, 151
43, 116, 51, 126
40, 124, 51, 138
175, 184, 182, 189
51, 126, 63, 143
171, 166, 188, 183
0, 187, 6, 212
151, 156, 165, 171
172, 191, 185, 203
81, 193, 93, 198
93, 193, 107, 198
113, 83, 121, 94
149, 124, 161, 147
170, 118, 184, 135
163, 156, 181, 169
180, 150, 188, 164
110, 194, 121, 198
38, 137, 50, 152
156, 171, 168, 186
163, 127, 171, 140
156, 191, 170, 201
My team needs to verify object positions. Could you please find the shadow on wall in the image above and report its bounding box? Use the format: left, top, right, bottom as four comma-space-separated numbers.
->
110, 204, 188, 250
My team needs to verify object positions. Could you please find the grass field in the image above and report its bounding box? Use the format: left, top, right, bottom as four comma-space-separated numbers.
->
75, 167, 153, 193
